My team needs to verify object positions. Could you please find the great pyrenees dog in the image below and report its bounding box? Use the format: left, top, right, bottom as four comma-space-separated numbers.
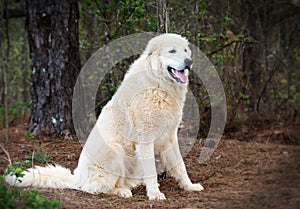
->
6, 33, 204, 200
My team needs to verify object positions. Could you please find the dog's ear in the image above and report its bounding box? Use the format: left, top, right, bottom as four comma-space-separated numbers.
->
144, 37, 161, 57
144, 43, 156, 66
144, 45, 155, 57
144, 37, 162, 71
144, 46, 161, 72
150, 52, 160, 71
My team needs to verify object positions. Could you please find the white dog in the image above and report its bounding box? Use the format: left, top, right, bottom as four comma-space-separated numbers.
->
6, 33, 204, 200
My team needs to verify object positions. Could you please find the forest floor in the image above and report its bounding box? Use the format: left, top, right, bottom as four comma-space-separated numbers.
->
0, 114, 300, 209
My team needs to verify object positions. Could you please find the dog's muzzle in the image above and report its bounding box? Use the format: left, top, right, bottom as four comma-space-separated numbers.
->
167, 65, 190, 84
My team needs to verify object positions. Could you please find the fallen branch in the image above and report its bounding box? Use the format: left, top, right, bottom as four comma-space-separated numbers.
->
0, 143, 12, 165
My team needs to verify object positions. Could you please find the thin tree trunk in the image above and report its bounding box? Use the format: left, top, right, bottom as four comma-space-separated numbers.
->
22, 41, 29, 105
3, 1, 10, 142
241, 2, 265, 112
26, 0, 81, 136
157, 0, 169, 33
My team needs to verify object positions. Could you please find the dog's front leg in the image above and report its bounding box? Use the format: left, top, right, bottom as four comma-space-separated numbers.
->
161, 137, 204, 192
135, 143, 166, 200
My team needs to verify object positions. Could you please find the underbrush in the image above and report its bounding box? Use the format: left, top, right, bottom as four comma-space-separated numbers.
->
0, 176, 60, 209
0, 154, 60, 208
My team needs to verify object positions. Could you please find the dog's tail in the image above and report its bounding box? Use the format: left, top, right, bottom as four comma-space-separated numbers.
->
5, 164, 80, 190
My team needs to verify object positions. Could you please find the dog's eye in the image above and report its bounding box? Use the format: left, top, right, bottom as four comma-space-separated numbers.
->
184, 49, 187, 52
169, 49, 176, 53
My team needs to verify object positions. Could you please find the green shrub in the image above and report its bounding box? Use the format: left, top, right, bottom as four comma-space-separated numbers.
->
0, 161, 61, 208
31, 147, 52, 163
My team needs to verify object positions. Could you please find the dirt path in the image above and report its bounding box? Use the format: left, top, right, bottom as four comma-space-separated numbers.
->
1, 125, 300, 208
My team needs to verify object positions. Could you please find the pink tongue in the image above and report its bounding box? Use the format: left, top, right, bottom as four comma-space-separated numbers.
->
174, 70, 188, 83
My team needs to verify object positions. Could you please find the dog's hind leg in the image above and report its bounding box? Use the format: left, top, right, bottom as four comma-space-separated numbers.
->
80, 164, 117, 194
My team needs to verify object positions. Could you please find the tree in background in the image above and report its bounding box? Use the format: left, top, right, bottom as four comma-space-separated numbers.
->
26, 0, 81, 135
0, 0, 299, 139
235, 0, 300, 112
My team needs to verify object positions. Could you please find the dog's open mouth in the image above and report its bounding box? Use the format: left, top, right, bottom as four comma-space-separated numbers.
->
167, 66, 190, 83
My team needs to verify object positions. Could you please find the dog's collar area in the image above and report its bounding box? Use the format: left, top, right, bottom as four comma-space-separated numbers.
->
167, 66, 189, 84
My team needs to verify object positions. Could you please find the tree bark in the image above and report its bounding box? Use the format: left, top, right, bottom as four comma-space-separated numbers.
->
157, 0, 169, 33
26, 0, 81, 136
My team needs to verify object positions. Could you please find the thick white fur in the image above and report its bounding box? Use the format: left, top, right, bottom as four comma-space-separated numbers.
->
5, 33, 203, 200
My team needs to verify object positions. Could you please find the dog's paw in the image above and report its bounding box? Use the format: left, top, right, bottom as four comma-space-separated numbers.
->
148, 191, 166, 200
184, 183, 204, 191
111, 188, 133, 198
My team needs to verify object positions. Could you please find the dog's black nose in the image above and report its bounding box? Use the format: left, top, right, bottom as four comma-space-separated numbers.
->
184, 58, 193, 67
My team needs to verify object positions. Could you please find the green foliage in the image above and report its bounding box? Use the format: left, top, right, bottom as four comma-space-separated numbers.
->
24, 130, 52, 163
0, 17, 31, 116
21, 189, 60, 209
4, 161, 30, 183
222, 5, 232, 30
101, 81, 117, 99
0, 101, 30, 125
0, 163, 60, 209
0, 176, 60, 209
116, 0, 157, 33
0, 176, 20, 209
24, 146, 52, 164
238, 93, 250, 101
31, 147, 52, 163
24, 131, 35, 141
79, 0, 157, 56
196, 32, 217, 43
198, 0, 208, 16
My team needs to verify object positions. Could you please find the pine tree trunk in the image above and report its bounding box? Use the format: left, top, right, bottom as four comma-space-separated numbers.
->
26, 0, 80, 136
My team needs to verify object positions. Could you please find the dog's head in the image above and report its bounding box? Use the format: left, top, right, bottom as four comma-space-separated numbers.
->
145, 34, 192, 85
